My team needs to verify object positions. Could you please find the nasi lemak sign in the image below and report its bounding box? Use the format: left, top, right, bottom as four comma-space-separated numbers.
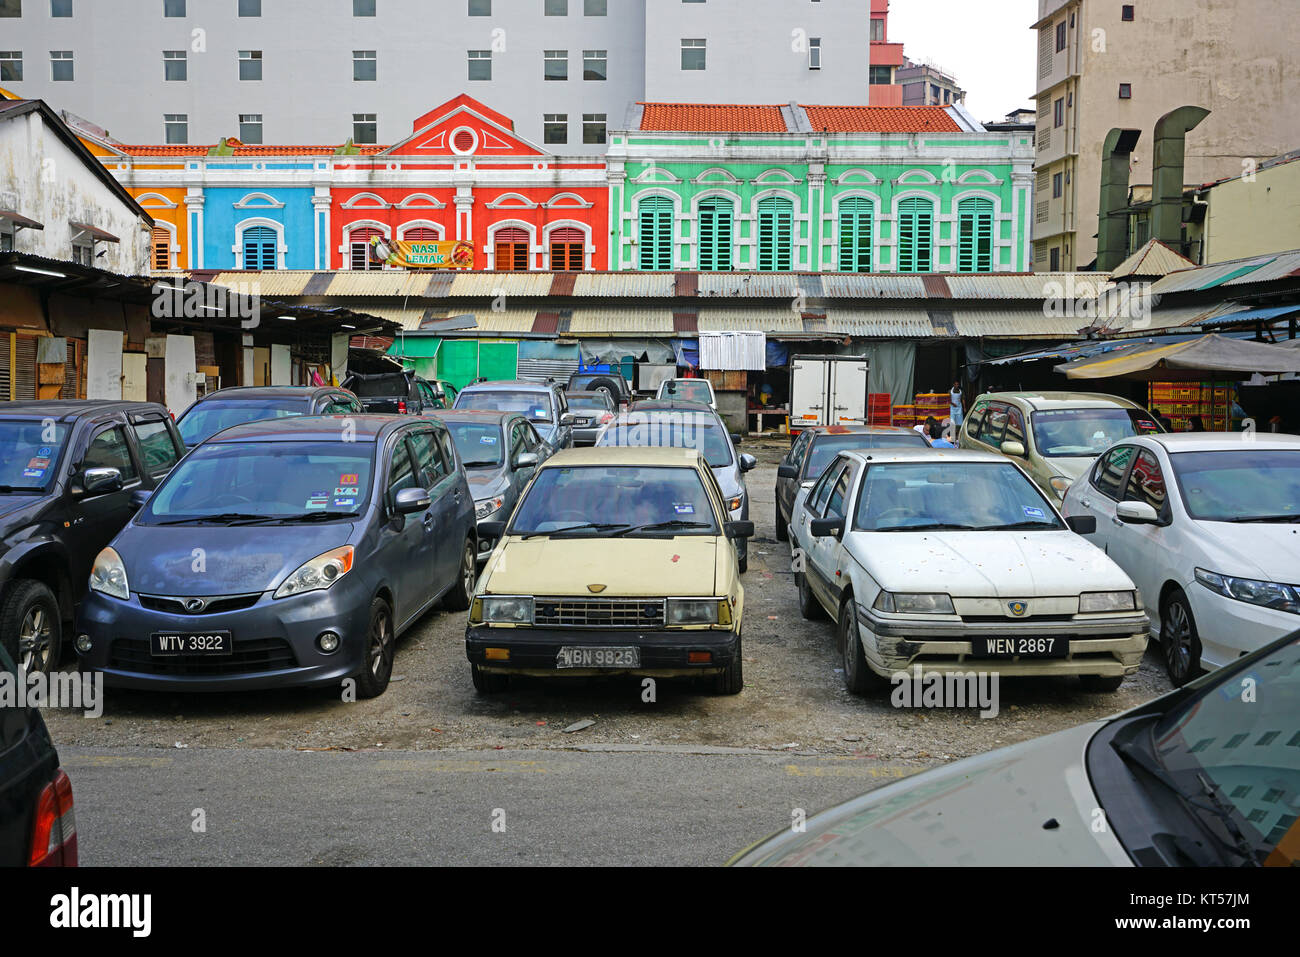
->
370, 236, 474, 269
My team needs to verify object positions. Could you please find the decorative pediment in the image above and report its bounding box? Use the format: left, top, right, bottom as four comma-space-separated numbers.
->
382, 95, 545, 158
233, 192, 285, 209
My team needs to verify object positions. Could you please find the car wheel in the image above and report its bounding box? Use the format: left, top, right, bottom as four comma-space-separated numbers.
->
1079, 674, 1124, 692
712, 635, 744, 695
471, 662, 509, 694
1, 580, 61, 676
738, 556, 748, 574
840, 600, 876, 696
587, 377, 621, 403
774, 502, 788, 542
354, 597, 395, 699
1162, 589, 1203, 687
443, 538, 476, 611
797, 570, 825, 621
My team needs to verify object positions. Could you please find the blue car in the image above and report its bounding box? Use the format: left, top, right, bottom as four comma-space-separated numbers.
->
74, 415, 477, 698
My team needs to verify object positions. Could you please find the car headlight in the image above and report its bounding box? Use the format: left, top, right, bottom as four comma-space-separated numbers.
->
274, 545, 354, 599
89, 547, 129, 600
666, 598, 730, 626
873, 592, 955, 615
727, 494, 744, 513
476, 596, 534, 624
1195, 568, 1300, 614
1078, 590, 1138, 613
1048, 475, 1073, 495
475, 496, 505, 520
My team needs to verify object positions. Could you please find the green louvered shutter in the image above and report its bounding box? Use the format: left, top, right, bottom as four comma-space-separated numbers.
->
957, 197, 994, 272
838, 198, 874, 272
896, 198, 933, 273
638, 197, 674, 270
757, 197, 793, 271
697, 199, 733, 271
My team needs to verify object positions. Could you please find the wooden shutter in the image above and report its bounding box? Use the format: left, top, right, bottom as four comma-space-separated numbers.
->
14, 334, 36, 401
494, 227, 530, 270
0, 334, 10, 401
638, 197, 673, 270
697, 199, 733, 272
757, 197, 793, 272
63, 338, 82, 400
243, 226, 277, 271
897, 198, 933, 273
957, 198, 994, 272
549, 227, 584, 271
403, 227, 439, 243
349, 226, 384, 270
151, 227, 171, 270
838, 198, 873, 272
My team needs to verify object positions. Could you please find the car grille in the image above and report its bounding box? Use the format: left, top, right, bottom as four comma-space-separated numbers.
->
109, 637, 297, 676
533, 598, 665, 629
138, 593, 263, 615
960, 614, 1073, 624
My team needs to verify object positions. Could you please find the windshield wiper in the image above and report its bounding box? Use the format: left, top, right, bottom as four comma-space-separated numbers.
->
612, 520, 713, 536
239, 510, 359, 525
974, 521, 1061, 531
1224, 514, 1300, 523
521, 522, 629, 540
874, 522, 979, 532
152, 512, 265, 526
0, 485, 40, 493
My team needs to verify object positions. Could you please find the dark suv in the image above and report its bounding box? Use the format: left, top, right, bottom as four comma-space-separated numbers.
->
567, 370, 631, 408
343, 371, 443, 415
176, 385, 363, 448
0, 401, 184, 676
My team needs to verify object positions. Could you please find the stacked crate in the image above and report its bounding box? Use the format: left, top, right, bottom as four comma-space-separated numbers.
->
914, 392, 950, 426
1148, 381, 1230, 431
892, 404, 917, 428
868, 393, 893, 426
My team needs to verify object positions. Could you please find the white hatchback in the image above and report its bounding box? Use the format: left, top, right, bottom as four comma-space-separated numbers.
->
789, 448, 1149, 693
1061, 432, 1300, 686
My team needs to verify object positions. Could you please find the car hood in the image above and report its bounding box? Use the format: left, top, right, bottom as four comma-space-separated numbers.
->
1190, 520, 1300, 581
1042, 456, 1094, 482
466, 468, 510, 499
484, 536, 718, 597
734, 721, 1131, 866
113, 521, 358, 596
849, 529, 1134, 596
710, 465, 743, 500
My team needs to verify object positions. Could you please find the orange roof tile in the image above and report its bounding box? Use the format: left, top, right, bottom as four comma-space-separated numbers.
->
639, 103, 788, 133
802, 105, 961, 133
113, 143, 389, 157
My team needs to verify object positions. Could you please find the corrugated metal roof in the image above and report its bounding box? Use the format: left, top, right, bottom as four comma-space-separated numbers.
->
464, 308, 540, 333
1219, 250, 1300, 286
361, 306, 444, 330
447, 272, 556, 297
826, 309, 935, 337
208, 271, 314, 296
1110, 240, 1196, 279
814, 274, 930, 299
323, 271, 435, 298
950, 309, 1089, 338
696, 274, 817, 298
1148, 257, 1273, 295
697, 308, 805, 333
942, 273, 1115, 300
571, 272, 677, 297
567, 309, 676, 334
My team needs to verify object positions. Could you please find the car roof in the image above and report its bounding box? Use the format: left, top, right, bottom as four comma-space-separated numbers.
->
205, 414, 411, 444
460, 380, 555, 392
195, 386, 337, 402
0, 400, 168, 421
838, 447, 1008, 466
809, 424, 921, 436
979, 391, 1142, 412
1145, 432, 1300, 453
609, 409, 720, 425
566, 391, 609, 398
632, 399, 715, 412
431, 409, 515, 424
540, 446, 709, 469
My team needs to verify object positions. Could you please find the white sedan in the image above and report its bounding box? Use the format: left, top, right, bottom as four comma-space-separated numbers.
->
789, 448, 1149, 693
1061, 432, 1300, 686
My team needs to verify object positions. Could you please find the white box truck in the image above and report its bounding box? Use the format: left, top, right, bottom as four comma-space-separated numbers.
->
789, 355, 870, 431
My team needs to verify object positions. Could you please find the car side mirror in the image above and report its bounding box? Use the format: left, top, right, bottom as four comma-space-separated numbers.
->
810, 517, 844, 538
1116, 501, 1160, 525
739, 453, 757, 473
478, 520, 506, 545
731, 433, 743, 445
514, 451, 539, 470
74, 467, 123, 497
1066, 515, 1097, 535
393, 487, 431, 514
725, 520, 755, 539
1000, 440, 1026, 457
560, 413, 575, 426
777, 463, 799, 480
129, 488, 152, 509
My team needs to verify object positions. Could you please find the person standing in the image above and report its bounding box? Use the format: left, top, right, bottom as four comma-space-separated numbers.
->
949, 381, 964, 428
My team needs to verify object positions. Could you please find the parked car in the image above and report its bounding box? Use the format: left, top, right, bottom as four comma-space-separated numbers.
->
774, 424, 928, 542
0, 641, 77, 866
176, 385, 363, 447
453, 379, 574, 454
564, 390, 618, 446
789, 448, 1148, 693
437, 409, 552, 564
75, 414, 477, 698
467, 446, 753, 695
1061, 432, 1300, 687
0, 401, 184, 676
732, 626, 1300, 866
342, 370, 442, 415
566, 370, 631, 408
596, 409, 757, 571
656, 378, 717, 410
959, 391, 1164, 505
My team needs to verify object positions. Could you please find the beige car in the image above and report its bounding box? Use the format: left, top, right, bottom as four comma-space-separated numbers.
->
959, 391, 1165, 505
465, 446, 752, 694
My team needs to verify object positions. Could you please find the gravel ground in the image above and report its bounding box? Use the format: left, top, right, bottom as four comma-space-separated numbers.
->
43, 438, 1174, 761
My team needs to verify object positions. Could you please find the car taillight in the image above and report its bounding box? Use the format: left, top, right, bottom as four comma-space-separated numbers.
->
600, 413, 614, 424
29, 769, 77, 867
398, 400, 407, 414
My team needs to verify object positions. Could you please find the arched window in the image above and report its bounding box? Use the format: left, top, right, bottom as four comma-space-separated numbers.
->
697, 198, 733, 272
957, 197, 995, 273
151, 226, 172, 271
756, 196, 793, 272
494, 227, 530, 270
349, 226, 385, 270
638, 197, 673, 270
549, 227, 585, 271
402, 227, 440, 243
243, 226, 277, 271
838, 199, 873, 273
896, 198, 933, 273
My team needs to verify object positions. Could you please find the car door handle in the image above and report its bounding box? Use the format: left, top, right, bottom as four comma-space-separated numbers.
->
423, 513, 435, 529
1081, 499, 1092, 508
1111, 517, 1124, 527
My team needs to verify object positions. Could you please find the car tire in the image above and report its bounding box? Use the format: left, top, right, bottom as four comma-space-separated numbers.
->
443, 538, 477, 611
471, 662, 509, 694
774, 502, 788, 542
738, 556, 748, 574
797, 570, 825, 621
712, 636, 744, 695
1161, 588, 1203, 687
586, 377, 621, 403
354, 597, 395, 699
840, 600, 877, 696
1, 579, 61, 677
1079, 674, 1124, 692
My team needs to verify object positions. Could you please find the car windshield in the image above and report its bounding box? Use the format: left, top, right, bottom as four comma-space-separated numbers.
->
140, 440, 374, 524
1172, 449, 1300, 522
446, 422, 504, 468
568, 394, 614, 412
854, 461, 1062, 532
1152, 633, 1300, 865
1030, 407, 1162, 457
178, 399, 310, 446
597, 415, 733, 468
661, 380, 712, 403
0, 420, 69, 491
509, 465, 718, 537
807, 432, 928, 478
347, 374, 410, 397
456, 390, 553, 422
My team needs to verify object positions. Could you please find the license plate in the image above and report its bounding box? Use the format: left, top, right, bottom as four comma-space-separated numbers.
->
973, 637, 1068, 659
575, 417, 592, 426
150, 631, 233, 656
556, 646, 640, 669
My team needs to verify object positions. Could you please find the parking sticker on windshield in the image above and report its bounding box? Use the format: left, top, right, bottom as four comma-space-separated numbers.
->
333, 497, 355, 507
38, 447, 51, 457
306, 491, 328, 510
334, 486, 359, 497
27, 457, 49, 469
673, 503, 695, 515
479, 435, 497, 444
22, 468, 43, 478
1022, 506, 1047, 520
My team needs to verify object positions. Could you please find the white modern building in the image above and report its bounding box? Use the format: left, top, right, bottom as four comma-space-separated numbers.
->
0, 0, 872, 150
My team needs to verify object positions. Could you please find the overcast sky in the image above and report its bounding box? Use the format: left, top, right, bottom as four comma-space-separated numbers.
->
887, 0, 1038, 123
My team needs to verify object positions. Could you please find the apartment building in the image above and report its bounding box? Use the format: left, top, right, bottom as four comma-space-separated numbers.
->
1031, 0, 1300, 271
0, 0, 871, 150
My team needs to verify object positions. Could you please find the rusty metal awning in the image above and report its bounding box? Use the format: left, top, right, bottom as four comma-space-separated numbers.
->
68, 221, 120, 243
0, 209, 44, 231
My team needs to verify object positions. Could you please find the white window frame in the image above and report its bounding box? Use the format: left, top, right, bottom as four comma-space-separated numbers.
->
542, 220, 593, 271
50, 50, 73, 81
808, 38, 821, 70
234, 217, 287, 270
487, 220, 538, 271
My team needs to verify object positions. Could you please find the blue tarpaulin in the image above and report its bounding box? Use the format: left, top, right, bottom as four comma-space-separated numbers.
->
673, 339, 699, 368
766, 340, 789, 368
